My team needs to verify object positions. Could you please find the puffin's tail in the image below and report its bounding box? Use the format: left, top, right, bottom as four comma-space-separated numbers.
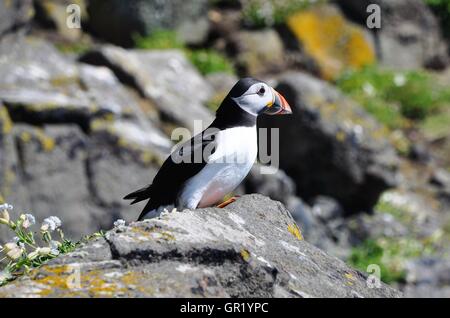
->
123, 184, 152, 205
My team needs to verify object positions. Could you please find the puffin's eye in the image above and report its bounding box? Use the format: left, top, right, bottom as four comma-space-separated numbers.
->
257, 86, 265, 96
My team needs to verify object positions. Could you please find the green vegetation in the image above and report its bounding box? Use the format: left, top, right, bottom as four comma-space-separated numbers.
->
349, 192, 442, 284
349, 239, 405, 284
349, 238, 422, 284
55, 42, 91, 55
186, 49, 235, 75
241, 0, 325, 28
133, 30, 184, 50
336, 66, 450, 129
420, 109, 450, 139
134, 30, 235, 75
374, 198, 412, 224
0, 204, 105, 286
349, 235, 439, 284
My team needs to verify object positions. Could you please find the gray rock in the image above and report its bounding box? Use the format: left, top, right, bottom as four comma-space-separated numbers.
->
81, 46, 214, 130
311, 196, 344, 222
258, 72, 399, 214
336, 0, 449, 70
245, 167, 353, 259
0, 35, 135, 126
205, 72, 238, 96
231, 29, 286, 76
0, 106, 32, 243
87, 0, 210, 47
10, 124, 106, 239
0, 117, 172, 238
430, 168, 450, 189
0, 34, 178, 239
245, 165, 296, 204
87, 118, 172, 223
348, 212, 408, 243
404, 258, 450, 297
0, 0, 33, 37
0, 194, 401, 297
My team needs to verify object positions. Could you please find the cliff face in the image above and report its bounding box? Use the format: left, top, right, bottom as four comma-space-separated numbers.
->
0, 195, 400, 298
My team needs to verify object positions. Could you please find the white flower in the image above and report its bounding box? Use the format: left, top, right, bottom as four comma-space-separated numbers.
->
27, 250, 39, 260
38, 247, 51, 255
394, 74, 406, 87
20, 214, 36, 228
113, 219, 126, 227
363, 82, 376, 96
49, 216, 61, 228
41, 216, 62, 232
0, 203, 13, 211
3, 242, 24, 260
49, 241, 61, 256
12, 236, 19, 243
50, 248, 60, 256
49, 240, 61, 249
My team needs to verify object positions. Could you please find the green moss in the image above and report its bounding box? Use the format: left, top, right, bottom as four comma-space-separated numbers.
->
0, 106, 13, 134
336, 65, 450, 128
350, 191, 445, 285
186, 49, 234, 75
349, 239, 406, 284
55, 42, 91, 55
420, 108, 450, 140
133, 30, 184, 50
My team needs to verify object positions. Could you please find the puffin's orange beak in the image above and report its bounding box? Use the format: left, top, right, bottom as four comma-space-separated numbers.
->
264, 89, 292, 115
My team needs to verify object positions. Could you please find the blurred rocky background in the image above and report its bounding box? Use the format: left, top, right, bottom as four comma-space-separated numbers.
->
0, 0, 450, 297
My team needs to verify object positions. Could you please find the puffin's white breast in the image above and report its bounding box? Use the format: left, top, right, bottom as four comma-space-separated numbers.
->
178, 126, 257, 209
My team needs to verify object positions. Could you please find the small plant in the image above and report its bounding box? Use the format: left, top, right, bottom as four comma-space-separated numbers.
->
0, 203, 105, 286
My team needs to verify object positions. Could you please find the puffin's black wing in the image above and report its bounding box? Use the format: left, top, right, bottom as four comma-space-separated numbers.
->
124, 129, 217, 220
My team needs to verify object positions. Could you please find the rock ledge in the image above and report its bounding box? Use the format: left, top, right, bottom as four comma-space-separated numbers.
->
0, 194, 400, 298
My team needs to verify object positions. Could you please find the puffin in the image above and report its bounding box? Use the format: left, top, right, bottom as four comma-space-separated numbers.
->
124, 78, 292, 220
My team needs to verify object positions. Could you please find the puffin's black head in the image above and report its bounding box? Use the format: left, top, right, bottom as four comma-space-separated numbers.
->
227, 77, 292, 116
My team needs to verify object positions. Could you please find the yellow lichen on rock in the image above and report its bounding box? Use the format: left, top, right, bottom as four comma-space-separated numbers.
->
287, 5, 375, 80
0, 106, 13, 135
240, 249, 251, 262
288, 223, 303, 241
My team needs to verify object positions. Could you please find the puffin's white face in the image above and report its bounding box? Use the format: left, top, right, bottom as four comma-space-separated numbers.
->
231, 82, 292, 116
